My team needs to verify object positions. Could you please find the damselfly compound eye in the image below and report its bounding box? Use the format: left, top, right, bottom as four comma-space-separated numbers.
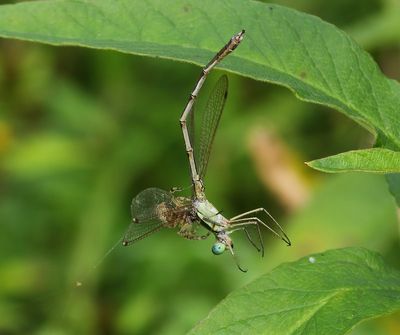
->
212, 242, 226, 255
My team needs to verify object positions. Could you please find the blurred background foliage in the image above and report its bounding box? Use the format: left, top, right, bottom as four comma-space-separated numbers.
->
0, 0, 399, 334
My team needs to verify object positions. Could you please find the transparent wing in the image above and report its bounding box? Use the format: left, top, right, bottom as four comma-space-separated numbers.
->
198, 75, 228, 179
122, 188, 175, 246
123, 188, 194, 246
122, 220, 164, 246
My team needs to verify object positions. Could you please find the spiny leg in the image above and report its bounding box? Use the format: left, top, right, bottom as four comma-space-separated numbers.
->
169, 186, 182, 194
179, 231, 211, 240
229, 217, 290, 246
227, 225, 264, 256
169, 184, 193, 194
178, 224, 211, 240
179, 31, 245, 196
230, 208, 291, 246
243, 227, 263, 255
226, 243, 247, 273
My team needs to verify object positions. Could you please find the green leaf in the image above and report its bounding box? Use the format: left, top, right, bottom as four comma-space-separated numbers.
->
189, 247, 400, 335
306, 148, 400, 173
0, 0, 399, 149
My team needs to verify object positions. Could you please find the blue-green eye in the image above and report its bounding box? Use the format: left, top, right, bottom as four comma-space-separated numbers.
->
212, 242, 226, 255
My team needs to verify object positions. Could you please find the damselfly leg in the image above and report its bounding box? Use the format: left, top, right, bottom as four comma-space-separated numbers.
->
229, 208, 291, 246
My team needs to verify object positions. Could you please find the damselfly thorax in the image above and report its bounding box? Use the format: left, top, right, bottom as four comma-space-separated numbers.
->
193, 198, 227, 232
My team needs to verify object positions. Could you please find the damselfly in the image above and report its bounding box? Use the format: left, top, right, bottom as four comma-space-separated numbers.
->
122, 30, 291, 271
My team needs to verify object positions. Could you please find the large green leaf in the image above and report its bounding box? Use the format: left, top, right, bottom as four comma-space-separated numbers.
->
306, 148, 400, 174
189, 247, 400, 335
0, 0, 399, 149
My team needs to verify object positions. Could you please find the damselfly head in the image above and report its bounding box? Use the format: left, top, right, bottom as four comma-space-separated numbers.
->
211, 242, 226, 255
212, 232, 234, 255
